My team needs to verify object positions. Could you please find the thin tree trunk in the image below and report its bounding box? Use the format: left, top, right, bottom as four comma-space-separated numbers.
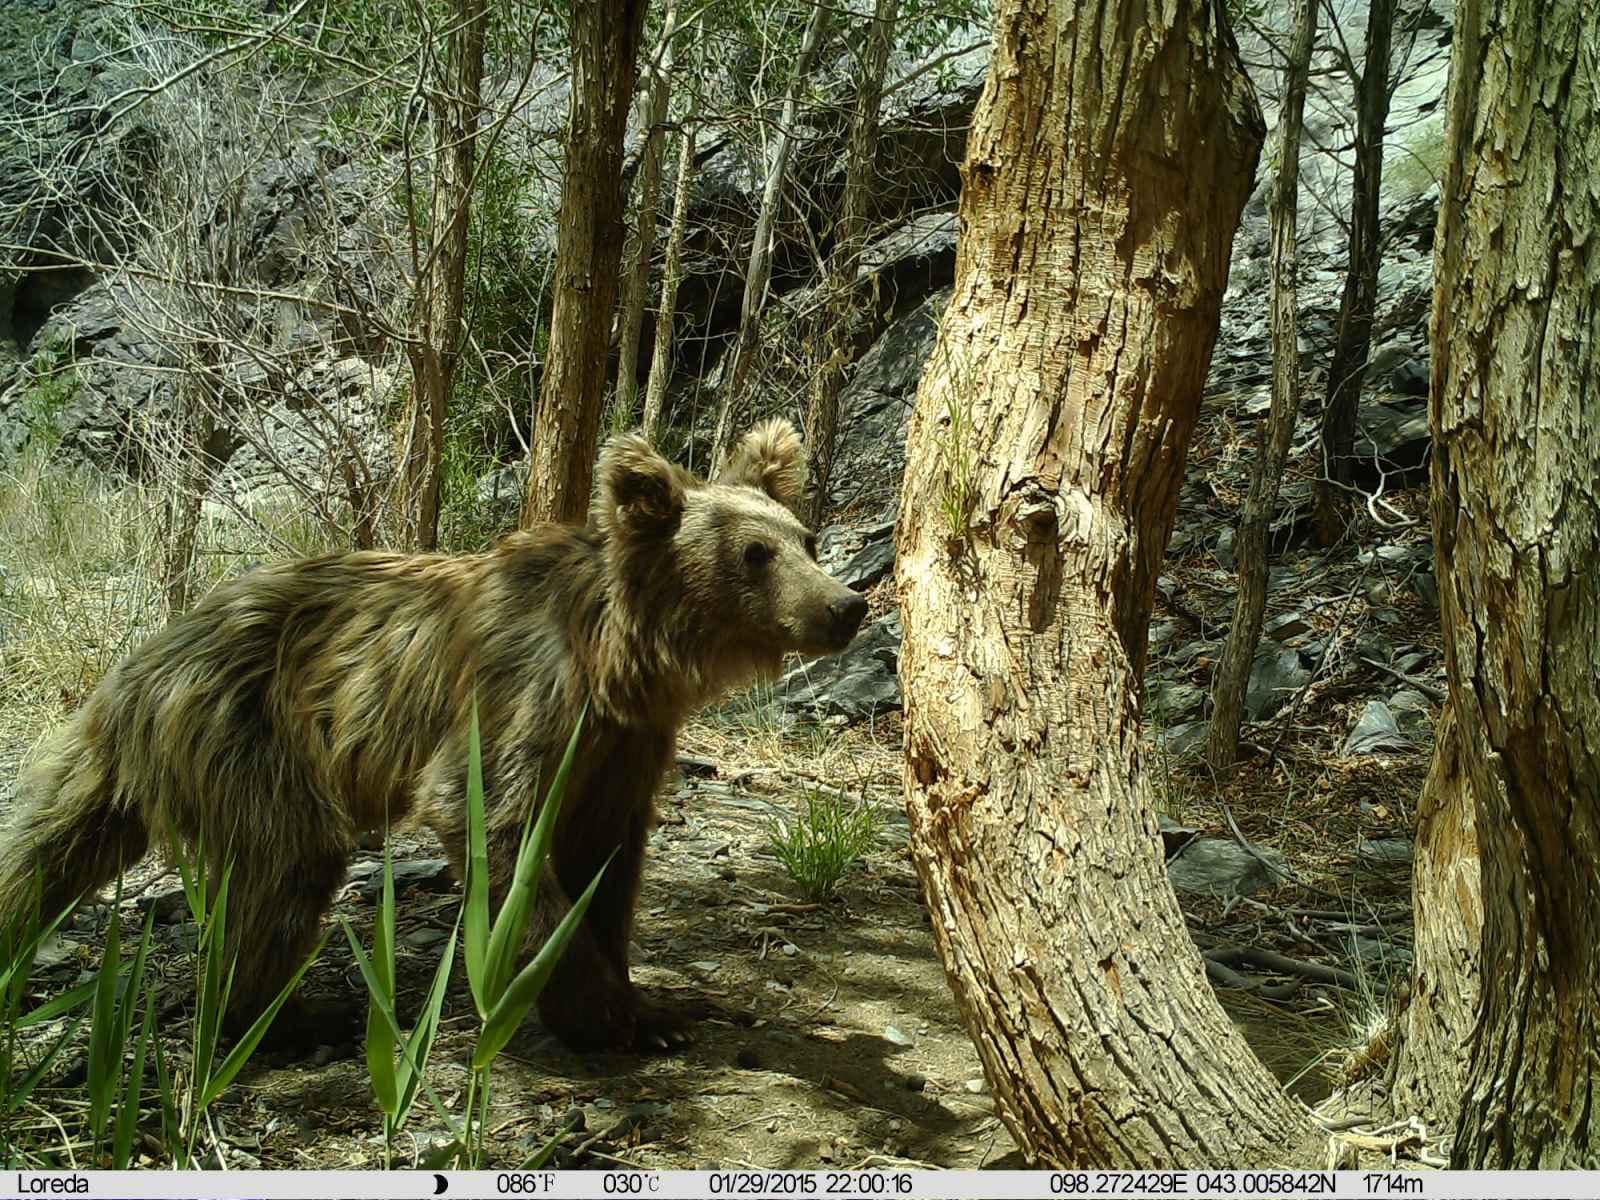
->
1387, 705, 1482, 1128
896, 0, 1320, 1167
1425, 0, 1600, 1166
708, 0, 831, 469
802, 0, 899, 529
1312, 0, 1394, 545
523, 0, 650, 527
1206, 0, 1317, 769
615, 0, 680, 427
399, 0, 488, 550
641, 61, 699, 446
163, 368, 232, 614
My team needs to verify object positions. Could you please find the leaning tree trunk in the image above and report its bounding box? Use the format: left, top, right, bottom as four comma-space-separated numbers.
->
896, 0, 1320, 1167
803, 0, 899, 529
640, 62, 699, 446
399, 0, 487, 550
615, 0, 680, 426
523, 0, 650, 527
1425, 0, 1600, 1167
1206, 0, 1317, 769
707, 0, 831, 470
1312, 0, 1394, 545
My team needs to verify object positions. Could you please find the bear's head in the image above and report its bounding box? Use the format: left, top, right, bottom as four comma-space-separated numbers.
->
595, 420, 870, 691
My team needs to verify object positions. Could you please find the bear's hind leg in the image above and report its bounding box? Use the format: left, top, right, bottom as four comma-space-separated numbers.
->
217, 841, 353, 1051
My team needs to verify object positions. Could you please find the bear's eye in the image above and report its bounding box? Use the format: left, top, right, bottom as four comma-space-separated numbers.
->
744, 541, 775, 568
804, 535, 817, 560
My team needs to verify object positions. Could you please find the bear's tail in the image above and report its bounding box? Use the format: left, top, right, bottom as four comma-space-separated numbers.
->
0, 724, 148, 937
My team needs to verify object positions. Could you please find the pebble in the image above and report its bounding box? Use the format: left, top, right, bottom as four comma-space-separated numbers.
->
563, 1106, 586, 1132
882, 1025, 913, 1047
963, 1078, 987, 1094
689, 960, 722, 975
781, 942, 799, 957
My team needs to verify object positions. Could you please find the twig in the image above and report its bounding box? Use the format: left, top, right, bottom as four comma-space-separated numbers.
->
1206, 945, 1363, 992
1217, 796, 1354, 903
1358, 657, 1446, 703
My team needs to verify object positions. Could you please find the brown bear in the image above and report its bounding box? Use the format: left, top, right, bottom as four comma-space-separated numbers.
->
0, 420, 868, 1050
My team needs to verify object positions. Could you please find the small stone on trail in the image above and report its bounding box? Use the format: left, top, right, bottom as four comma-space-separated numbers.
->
781, 942, 799, 957
882, 1025, 913, 1047
963, 1078, 987, 1095
689, 960, 722, 976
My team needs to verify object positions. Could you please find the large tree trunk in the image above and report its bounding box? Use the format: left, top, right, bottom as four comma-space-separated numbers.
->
1386, 706, 1482, 1129
1312, 0, 1395, 545
399, 0, 487, 550
523, 0, 650, 528
802, 0, 899, 529
615, 0, 680, 428
707, 0, 831, 470
1205, 0, 1317, 769
895, 0, 1320, 1167
1425, 0, 1600, 1167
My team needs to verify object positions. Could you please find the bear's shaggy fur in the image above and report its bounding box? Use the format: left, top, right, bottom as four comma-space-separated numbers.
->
0, 421, 868, 1050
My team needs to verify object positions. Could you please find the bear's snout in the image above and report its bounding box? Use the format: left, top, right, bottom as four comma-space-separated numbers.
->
826, 590, 869, 647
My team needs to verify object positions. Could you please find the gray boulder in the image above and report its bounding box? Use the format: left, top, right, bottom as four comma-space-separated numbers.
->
779, 611, 902, 723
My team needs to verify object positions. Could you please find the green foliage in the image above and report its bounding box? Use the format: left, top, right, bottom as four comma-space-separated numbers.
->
769, 789, 880, 901
16, 333, 80, 450
937, 390, 979, 539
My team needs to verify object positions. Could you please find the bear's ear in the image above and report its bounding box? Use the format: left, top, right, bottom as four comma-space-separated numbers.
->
596, 434, 685, 538
717, 418, 806, 515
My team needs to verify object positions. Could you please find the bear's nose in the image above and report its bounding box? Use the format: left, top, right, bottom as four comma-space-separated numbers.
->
830, 592, 869, 635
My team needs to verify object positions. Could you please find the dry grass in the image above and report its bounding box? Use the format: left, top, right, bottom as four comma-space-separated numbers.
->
0, 452, 344, 748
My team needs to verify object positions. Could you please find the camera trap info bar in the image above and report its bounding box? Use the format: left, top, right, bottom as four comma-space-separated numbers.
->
5, 1170, 1600, 1199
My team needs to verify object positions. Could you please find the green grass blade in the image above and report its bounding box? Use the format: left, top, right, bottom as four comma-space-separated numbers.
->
473, 849, 614, 1070
198, 930, 327, 1109
17, 977, 96, 1028
152, 1031, 182, 1165
86, 885, 125, 1149
485, 704, 587, 1004
192, 863, 232, 1096
365, 837, 399, 1117
394, 915, 459, 1129
339, 919, 464, 1141
463, 698, 490, 1017
0, 894, 80, 1003
10, 1012, 86, 1112
112, 981, 157, 1168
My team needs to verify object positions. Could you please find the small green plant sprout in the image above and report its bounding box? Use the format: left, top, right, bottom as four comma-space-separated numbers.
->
349, 829, 460, 1168
936, 378, 980, 540
343, 698, 607, 1168
768, 788, 881, 901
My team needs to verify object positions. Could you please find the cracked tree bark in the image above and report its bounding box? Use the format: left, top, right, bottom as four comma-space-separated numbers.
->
1423, 0, 1599, 1167
895, 0, 1321, 1166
